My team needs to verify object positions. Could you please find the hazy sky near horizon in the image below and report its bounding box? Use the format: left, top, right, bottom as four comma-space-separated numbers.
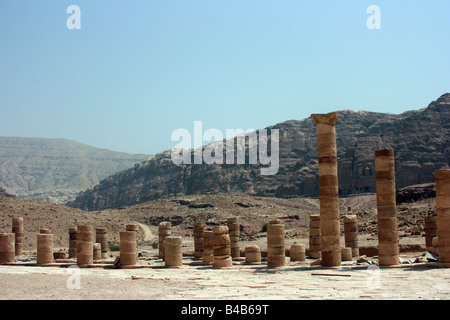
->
1, 1, 449, 155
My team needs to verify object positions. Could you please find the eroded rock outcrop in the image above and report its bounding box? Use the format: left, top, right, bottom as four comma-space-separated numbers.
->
67, 94, 450, 211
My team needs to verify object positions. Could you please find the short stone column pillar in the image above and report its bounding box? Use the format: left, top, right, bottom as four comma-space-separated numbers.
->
290, 243, 306, 262
37, 232, 54, 264
12, 217, 23, 256
311, 112, 341, 267
432, 236, 439, 256
93, 243, 102, 260
375, 149, 399, 266
68, 228, 78, 259
435, 169, 450, 263
165, 236, 183, 267
267, 219, 285, 268
0, 233, 15, 264
202, 230, 214, 264
159, 222, 171, 260
341, 247, 353, 261
120, 231, 137, 266
424, 216, 437, 252
227, 217, 240, 259
213, 226, 232, 268
77, 225, 94, 266
193, 222, 206, 260
343, 215, 359, 257
96, 228, 108, 259
308, 215, 321, 258
245, 245, 261, 264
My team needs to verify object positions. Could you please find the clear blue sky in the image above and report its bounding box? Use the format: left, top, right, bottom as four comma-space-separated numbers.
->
1, 1, 449, 155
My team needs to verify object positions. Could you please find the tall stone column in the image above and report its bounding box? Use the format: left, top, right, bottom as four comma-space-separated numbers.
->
375, 149, 399, 266
435, 169, 450, 263
311, 112, 341, 267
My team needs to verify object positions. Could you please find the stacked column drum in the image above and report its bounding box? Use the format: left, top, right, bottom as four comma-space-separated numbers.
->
375, 149, 399, 266
267, 219, 285, 268
159, 222, 171, 260
120, 230, 137, 266
202, 230, 214, 264
194, 222, 205, 260
290, 243, 306, 262
0, 233, 15, 264
37, 230, 54, 265
227, 217, 240, 259
96, 228, 108, 259
308, 215, 321, 258
343, 215, 359, 257
311, 112, 341, 267
245, 245, 261, 264
213, 226, 232, 268
424, 216, 438, 253
164, 236, 183, 267
436, 169, 450, 263
12, 217, 23, 256
77, 225, 94, 266
69, 228, 77, 258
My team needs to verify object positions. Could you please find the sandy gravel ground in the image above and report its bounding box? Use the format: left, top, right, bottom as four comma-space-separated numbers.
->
1, 255, 449, 301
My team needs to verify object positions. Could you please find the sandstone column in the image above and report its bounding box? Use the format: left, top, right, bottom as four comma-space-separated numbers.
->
12, 217, 24, 256
93, 243, 102, 260
212, 226, 232, 268
193, 222, 206, 260
308, 215, 321, 258
37, 232, 54, 264
159, 222, 171, 260
120, 231, 137, 266
290, 243, 306, 262
165, 236, 183, 267
245, 245, 261, 264
77, 225, 94, 266
343, 215, 359, 257
435, 169, 450, 263
311, 112, 341, 267
424, 216, 437, 253
227, 217, 240, 259
0, 233, 15, 264
267, 219, 285, 267
375, 149, 399, 266
68, 228, 77, 259
202, 230, 214, 264
96, 228, 108, 259
341, 247, 353, 261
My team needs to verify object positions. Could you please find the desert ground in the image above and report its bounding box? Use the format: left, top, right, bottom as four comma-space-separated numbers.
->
0, 193, 449, 302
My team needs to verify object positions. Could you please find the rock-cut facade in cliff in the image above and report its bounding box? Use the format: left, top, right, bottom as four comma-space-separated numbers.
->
67, 94, 450, 211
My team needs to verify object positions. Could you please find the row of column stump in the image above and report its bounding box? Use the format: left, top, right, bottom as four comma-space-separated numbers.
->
1, 111, 450, 267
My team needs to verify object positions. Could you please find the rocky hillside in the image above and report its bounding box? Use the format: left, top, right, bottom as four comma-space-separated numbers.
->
67, 94, 450, 211
0, 137, 149, 203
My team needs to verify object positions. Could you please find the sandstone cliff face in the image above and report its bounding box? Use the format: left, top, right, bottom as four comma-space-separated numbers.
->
67, 94, 450, 211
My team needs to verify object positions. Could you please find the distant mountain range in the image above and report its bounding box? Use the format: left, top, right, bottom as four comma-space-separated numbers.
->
67, 93, 450, 211
0, 137, 149, 203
